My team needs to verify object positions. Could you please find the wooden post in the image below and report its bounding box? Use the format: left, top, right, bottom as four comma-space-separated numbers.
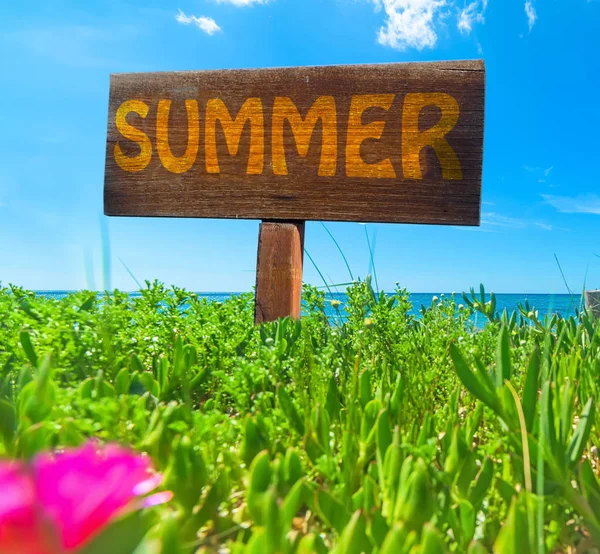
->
585, 290, 600, 318
254, 221, 305, 324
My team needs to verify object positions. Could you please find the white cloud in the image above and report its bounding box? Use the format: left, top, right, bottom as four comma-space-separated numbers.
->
456, 210, 563, 233
216, 0, 268, 5
525, 164, 554, 183
176, 9, 221, 35
370, 0, 490, 50
217, 0, 269, 7
482, 212, 528, 229
481, 212, 559, 232
454, 225, 500, 233
525, 1, 537, 31
372, 0, 449, 51
542, 194, 600, 215
457, 0, 487, 35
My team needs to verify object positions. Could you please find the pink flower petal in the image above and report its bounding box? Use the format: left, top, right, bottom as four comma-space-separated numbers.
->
34, 442, 167, 551
132, 473, 163, 496
0, 461, 62, 554
0, 461, 36, 521
142, 491, 174, 508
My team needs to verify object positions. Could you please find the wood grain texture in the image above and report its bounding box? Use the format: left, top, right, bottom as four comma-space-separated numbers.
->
254, 221, 305, 323
104, 60, 485, 225
585, 290, 600, 318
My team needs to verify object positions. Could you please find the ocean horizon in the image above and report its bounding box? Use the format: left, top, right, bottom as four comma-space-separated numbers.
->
30, 290, 583, 321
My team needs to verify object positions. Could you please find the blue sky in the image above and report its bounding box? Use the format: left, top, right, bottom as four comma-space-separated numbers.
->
0, 0, 599, 293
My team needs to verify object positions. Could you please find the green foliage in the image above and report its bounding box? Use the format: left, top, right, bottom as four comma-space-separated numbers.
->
0, 280, 598, 552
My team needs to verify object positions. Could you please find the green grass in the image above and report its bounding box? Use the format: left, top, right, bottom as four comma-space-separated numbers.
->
0, 280, 599, 553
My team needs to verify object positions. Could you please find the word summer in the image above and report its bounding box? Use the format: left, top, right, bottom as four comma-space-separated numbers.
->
113, 93, 463, 180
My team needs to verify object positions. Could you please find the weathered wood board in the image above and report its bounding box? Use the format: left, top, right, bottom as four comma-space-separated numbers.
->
255, 221, 305, 323
585, 290, 600, 318
104, 60, 485, 225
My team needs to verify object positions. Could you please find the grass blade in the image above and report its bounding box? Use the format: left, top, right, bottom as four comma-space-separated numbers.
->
554, 253, 575, 312
496, 325, 511, 388
319, 222, 354, 281
505, 381, 532, 495
100, 215, 112, 292
363, 225, 379, 294
522, 347, 540, 433
567, 398, 595, 467
450, 343, 498, 412
119, 257, 143, 290
304, 249, 334, 301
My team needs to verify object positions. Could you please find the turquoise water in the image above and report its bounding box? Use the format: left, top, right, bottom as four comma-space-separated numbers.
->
33, 291, 582, 321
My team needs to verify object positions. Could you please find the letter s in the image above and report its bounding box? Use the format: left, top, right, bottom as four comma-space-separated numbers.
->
114, 100, 152, 172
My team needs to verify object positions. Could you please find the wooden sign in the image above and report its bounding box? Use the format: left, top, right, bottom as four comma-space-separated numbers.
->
103, 60, 485, 322
104, 60, 484, 225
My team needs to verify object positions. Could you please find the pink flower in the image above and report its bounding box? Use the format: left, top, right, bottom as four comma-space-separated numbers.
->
0, 442, 172, 553
0, 461, 60, 554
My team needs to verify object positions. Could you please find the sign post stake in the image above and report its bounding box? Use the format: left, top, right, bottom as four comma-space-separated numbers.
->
254, 220, 305, 324
585, 290, 600, 318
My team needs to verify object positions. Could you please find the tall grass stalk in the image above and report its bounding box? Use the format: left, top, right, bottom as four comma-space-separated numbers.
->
119, 257, 143, 290
363, 225, 379, 294
554, 253, 575, 311
319, 222, 354, 281
100, 215, 112, 292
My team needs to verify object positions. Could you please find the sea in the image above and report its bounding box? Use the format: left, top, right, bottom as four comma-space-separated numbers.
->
33, 291, 583, 323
